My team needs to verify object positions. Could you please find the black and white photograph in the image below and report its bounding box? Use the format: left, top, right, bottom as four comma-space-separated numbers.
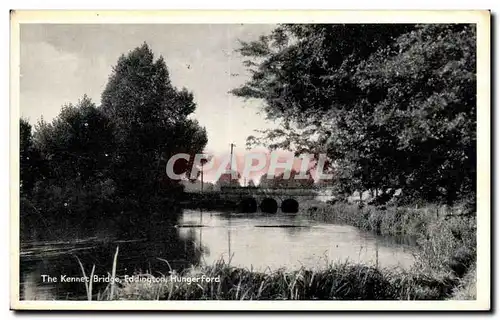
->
10, 10, 490, 310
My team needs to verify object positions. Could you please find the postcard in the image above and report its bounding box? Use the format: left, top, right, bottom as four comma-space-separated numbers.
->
10, 10, 491, 311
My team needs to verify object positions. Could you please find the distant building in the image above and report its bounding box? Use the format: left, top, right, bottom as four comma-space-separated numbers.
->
181, 179, 215, 193
214, 171, 241, 190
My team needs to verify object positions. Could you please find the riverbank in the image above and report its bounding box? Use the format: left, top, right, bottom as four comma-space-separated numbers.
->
303, 201, 477, 297
25, 254, 468, 300
83, 258, 458, 300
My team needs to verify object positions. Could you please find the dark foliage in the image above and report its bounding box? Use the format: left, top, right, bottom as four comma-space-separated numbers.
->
20, 44, 207, 241
232, 24, 476, 205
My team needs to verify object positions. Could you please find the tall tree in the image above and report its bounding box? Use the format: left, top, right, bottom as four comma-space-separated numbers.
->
29, 96, 116, 217
232, 24, 476, 204
33, 95, 115, 184
100, 43, 207, 200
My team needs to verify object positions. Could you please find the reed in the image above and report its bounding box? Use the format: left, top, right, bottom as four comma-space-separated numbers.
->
109, 259, 459, 300
75, 256, 96, 301
110, 246, 119, 300
67, 243, 470, 301
450, 262, 477, 300
305, 202, 436, 238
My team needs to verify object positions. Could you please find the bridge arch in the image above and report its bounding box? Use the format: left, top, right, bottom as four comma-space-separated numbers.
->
281, 198, 299, 213
239, 197, 258, 213
260, 198, 278, 213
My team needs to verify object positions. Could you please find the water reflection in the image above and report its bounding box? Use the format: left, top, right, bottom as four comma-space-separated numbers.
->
20, 208, 416, 300
20, 212, 202, 300
178, 210, 415, 271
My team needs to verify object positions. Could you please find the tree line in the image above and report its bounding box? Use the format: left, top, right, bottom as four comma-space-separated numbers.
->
20, 43, 207, 234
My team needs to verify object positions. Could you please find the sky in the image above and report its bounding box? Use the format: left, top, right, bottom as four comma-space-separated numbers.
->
19, 24, 280, 158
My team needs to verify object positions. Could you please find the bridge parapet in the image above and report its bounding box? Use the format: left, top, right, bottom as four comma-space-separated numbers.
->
185, 186, 328, 213
220, 186, 318, 197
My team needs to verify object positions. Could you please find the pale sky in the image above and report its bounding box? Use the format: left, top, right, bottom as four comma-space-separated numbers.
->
20, 24, 279, 156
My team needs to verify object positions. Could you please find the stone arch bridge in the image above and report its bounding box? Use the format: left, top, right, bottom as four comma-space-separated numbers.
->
218, 186, 318, 213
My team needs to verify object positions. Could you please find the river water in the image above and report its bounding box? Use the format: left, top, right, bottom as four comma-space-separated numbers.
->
19, 209, 416, 300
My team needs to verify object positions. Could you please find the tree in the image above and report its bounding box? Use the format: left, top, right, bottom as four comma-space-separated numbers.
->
21, 43, 210, 234
27, 96, 117, 224
20, 118, 43, 195
100, 43, 207, 200
354, 24, 476, 204
33, 95, 115, 184
232, 24, 476, 204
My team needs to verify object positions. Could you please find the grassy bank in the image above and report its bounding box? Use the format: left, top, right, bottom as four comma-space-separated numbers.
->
304, 201, 472, 238
88, 258, 458, 300
304, 201, 477, 297
451, 263, 477, 300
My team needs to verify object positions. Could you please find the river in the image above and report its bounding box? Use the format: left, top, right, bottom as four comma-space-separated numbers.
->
19, 209, 416, 300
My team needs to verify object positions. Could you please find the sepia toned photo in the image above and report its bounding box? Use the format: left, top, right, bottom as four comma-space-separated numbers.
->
10, 10, 490, 311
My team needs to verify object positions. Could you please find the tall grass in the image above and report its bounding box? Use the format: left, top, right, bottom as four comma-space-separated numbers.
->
94, 256, 458, 300
75, 256, 95, 301
110, 246, 119, 300
305, 201, 476, 296
450, 262, 477, 300
75, 246, 119, 301
413, 216, 476, 277
305, 202, 438, 238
